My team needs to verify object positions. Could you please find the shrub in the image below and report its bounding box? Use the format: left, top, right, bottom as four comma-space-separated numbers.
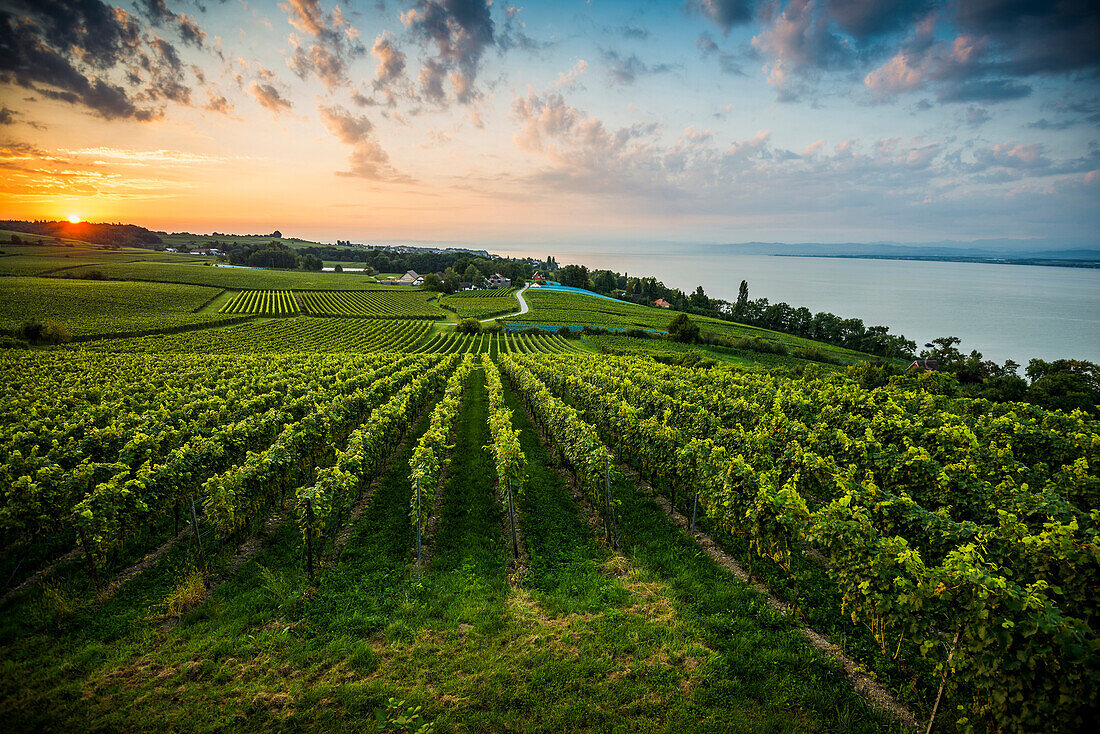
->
667, 313, 700, 343
456, 318, 481, 334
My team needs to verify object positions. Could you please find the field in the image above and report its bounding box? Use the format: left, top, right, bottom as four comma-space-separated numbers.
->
515, 290, 869, 362
440, 288, 520, 319
77, 318, 433, 353
55, 260, 391, 290
0, 276, 240, 337
298, 290, 446, 319
0, 248, 1095, 734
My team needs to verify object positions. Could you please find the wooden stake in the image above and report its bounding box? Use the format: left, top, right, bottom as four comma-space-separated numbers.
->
304, 498, 315, 580
416, 477, 422, 572
77, 525, 100, 589
925, 627, 962, 734
188, 494, 206, 567
507, 477, 518, 558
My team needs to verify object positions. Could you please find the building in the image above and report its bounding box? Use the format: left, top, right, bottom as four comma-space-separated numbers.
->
385, 270, 423, 286
486, 273, 511, 288
907, 359, 939, 372
532, 273, 545, 282
654, 298, 671, 309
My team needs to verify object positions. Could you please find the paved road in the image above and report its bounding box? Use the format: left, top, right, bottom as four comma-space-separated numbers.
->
481, 283, 530, 322
433, 284, 532, 326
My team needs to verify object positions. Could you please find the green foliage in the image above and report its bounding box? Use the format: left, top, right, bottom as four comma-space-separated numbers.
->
455, 318, 481, 335
667, 313, 700, 343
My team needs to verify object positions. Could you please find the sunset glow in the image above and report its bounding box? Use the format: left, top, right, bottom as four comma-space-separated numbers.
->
67, 215, 81, 224
0, 1, 1096, 247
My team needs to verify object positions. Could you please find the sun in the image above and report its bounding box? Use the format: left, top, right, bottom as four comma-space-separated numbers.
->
67, 214, 82, 223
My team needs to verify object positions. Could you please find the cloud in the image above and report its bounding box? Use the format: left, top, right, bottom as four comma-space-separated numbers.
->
281, 0, 365, 92
689, 0, 755, 33
974, 142, 1051, 170
553, 60, 588, 89
749, 1, 1099, 104
403, 0, 495, 104
318, 104, 405, 181
373, 33, 407, 86
600, 49, 674, 85
250, 81, 293, 114
0, 0, 162, 120
963, 105, 991, 127
139, 0, 206, 47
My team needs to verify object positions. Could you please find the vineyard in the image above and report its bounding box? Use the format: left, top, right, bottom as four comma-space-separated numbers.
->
439, 288, 519, 319
219, 290, 299, 315
515, 289, 868, 361
297, 289, 445, 319
413, 330, 585, 355
0, 276, 241, 337
498, 353, 1100, 733
76, 318, 433, 353
0, 272, 1096, 732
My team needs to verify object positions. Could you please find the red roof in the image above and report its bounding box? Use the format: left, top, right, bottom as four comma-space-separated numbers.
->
532, 273, 544, 281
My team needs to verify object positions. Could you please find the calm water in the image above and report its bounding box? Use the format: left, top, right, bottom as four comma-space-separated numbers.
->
494, 246, 1100, 365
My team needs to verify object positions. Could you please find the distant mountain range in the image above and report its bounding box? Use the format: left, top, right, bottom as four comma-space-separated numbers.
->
712, 240, 1100, 261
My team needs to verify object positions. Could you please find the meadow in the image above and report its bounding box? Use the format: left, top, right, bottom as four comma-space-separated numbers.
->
0, 243, 1095, 734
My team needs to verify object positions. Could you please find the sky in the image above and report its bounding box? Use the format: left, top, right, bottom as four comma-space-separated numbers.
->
1, 0, 1098, 246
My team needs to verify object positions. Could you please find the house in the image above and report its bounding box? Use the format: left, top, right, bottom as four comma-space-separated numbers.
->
907, 359, 939, 372
654, 298, 671, 309
164, 247, 178, 253
532, 273, 545, 283
486, 273, 511, 288
459, 282, 473, 291
394, 270, 423, 286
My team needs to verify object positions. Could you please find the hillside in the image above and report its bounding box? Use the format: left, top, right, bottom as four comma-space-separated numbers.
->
0, 233, 1095, 734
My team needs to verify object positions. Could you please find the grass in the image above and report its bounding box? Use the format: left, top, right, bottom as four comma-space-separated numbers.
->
515, 290, 868, 362
0, 276, 241, 336
0, 365, 903, 733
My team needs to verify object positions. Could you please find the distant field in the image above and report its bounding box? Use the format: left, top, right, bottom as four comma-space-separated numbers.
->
413, 330, 584, 355
298, 290, 445, 319
158, 233, 325, 251
0, 276, 238, 336
514, 289, 868, 362
440, 288, 519, 319
75, 317, 431, 353
55, 261, 399, 290
581, 334, 842, 370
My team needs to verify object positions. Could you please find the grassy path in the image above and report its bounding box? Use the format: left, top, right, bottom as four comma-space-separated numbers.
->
1, 370, 900, 733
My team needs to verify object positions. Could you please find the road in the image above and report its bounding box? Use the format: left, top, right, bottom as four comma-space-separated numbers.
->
480, 283, 530, 322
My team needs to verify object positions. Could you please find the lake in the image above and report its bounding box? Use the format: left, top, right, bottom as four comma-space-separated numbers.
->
492, 244, 1100, 366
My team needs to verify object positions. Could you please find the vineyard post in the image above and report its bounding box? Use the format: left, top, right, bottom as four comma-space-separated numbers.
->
606, 457, 620, 551
926, 626, 962, 734
76, 523, 100, 589
507, 477, 518, 558
304, 498, 315, 580
174, 503, 180, 537
415, 477, 422, 572
603, 457, 612, 546
188, 494, 206, 567
691, 492, 699, 534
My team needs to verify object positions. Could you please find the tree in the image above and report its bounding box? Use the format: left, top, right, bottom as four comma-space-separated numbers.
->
422, 273, 443, 292
1026, 359, 1100, 417
299, 254, 323, 271
270, 230, 282, 238
667, 313, 700, 343
559, 264, 590, 290
456, 318, 481, 335
689, 285, 710, 311
334, 264, 343, 273
592, 269, 617, 294
442, 268, 461, 293
735, 280, 749, 314
512, 275, 525, 288
462, 265, 484, 288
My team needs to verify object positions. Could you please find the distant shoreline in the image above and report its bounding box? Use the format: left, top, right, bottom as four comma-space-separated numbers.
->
771, 254, 1100, 269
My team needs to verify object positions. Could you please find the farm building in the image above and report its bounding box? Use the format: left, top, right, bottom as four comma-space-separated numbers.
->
654, 298, 671, 308
487, 273, 511, 288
